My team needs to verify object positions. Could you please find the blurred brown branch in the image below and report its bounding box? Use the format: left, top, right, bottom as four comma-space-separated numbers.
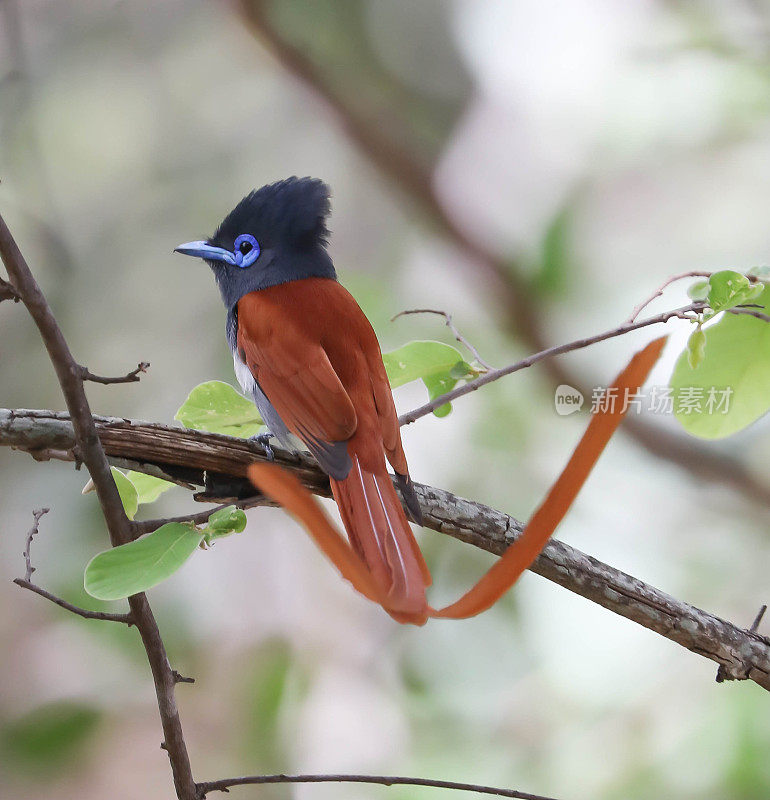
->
197, 772, 560, 799
2, 407, 768, 692
238, 0, 770, 509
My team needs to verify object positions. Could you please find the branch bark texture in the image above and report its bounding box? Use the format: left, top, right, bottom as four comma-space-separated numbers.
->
2, 408, 768, 692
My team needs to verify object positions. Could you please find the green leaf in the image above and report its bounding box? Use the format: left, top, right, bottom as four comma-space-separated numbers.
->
383, 340, 474, 418
175, 380, 263, 438
449, 360, 475, 380
126, 471, 174, 505
423, 372, 457, 417
707, 270, 764, 313
383, 340, 466, 387
671, 286, 770, 438
0, 702, 101, 774
748, 265, 770, 279
687, 326, 706, 369
687, 280, 710, 301
203, 505, 248, 541
84, 522, 202, 600
111, 467, 138, 520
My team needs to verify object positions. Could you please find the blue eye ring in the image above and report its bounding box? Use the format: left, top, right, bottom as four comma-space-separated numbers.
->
232, 234, 260, 268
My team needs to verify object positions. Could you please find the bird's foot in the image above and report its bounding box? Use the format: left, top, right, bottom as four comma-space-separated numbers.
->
252, 431, 276, 462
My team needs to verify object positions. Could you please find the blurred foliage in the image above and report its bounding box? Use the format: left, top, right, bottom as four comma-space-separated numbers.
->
0, 701, 101, 777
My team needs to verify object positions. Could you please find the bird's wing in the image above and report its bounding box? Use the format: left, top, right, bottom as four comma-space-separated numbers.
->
237, 309, 357, 478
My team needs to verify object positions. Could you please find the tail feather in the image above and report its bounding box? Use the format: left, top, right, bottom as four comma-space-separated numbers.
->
331, 456, 430, 624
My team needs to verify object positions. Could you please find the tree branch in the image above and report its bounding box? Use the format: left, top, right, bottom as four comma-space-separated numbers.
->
0, 214, 198, 800
12, 505, 133, 623
393, 308, 494, 370
2, 408, 768, 691
399, 304, 700, 426
14, 578, 134, 624
0, 275, 20, 303
81, 361, 150, 385
196, 773, 560, 799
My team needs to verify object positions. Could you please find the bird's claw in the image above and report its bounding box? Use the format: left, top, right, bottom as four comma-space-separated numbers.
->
252, 431, 276, 462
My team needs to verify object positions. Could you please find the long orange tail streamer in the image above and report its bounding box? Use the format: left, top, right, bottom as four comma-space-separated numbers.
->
248, 336, 667, 623
429, 336, 666, 619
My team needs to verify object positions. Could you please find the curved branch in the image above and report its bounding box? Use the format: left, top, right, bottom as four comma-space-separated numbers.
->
2, 408, 767, 692
196, 773, 559, 799
399, 304, 699, 426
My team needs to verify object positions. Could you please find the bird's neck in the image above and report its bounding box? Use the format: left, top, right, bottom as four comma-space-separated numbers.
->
217, 246, 336, 312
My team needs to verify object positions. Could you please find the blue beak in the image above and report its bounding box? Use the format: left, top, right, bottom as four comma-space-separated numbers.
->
174, 240, 236, 265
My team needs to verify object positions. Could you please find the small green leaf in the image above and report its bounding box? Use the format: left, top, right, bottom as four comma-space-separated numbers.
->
748, 265, 770, 279
84, 522, 202, 600
707, 270, 763, 313
383, 340, 468, 388
126, 471, 174, 505
687, 280, 710, 301
687, 326, 707, 369
203, 505, 248, 541
383, 341, 475, 418
175, 380, 263, 437
423, 372, 457, 417
111, 467, 138, 520
0, 702, 101, 774
449, 360, 475, 380
671, 285, 770, 438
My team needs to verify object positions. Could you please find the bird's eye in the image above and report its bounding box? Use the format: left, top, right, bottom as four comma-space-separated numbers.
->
232, 234, 260, 268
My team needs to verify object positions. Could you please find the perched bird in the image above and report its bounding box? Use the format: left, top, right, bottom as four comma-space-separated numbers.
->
176, 177, 666, 625
175, 177, 431, 624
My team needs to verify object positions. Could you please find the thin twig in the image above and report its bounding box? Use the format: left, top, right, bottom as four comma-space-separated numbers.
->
81, 361, 150, 385
15, 507, 132, 624
0, 213, 197, 800
626, 271, 713, 323
196, 773, 560, 799
399, 304, 701, 427
0, 275, 19, 303
13, 579, 133, 624
392, 308, 493, 370
3, 409, 769, 691
132, 495, 273, 536
21, 507, 49, 580
725, 307, 770, 323
750, 605, 767, 633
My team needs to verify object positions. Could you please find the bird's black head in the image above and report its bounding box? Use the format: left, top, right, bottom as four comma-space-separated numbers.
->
175, 177, 336, 309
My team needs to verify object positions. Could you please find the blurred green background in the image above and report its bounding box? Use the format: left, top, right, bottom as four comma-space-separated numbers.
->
1, 1, 770, 798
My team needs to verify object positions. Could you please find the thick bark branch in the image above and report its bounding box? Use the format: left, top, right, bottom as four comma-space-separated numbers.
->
2, 408, 768, 692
